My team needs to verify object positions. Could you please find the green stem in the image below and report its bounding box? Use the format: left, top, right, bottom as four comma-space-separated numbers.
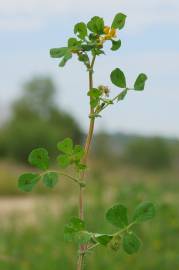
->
96, 88, 129, 115
40, 171, 83, 186
59, 172, 84, 186
77, 55, 96, 270
87, 243, 100, 252
86, 222, 136, 252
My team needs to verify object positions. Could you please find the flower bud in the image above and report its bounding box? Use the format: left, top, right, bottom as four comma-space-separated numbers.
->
98, 85, 110, 97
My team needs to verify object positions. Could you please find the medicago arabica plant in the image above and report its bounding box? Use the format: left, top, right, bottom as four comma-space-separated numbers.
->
18, 13, 156, 270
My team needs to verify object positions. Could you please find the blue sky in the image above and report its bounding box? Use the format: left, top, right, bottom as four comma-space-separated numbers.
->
0, 0, 179, 137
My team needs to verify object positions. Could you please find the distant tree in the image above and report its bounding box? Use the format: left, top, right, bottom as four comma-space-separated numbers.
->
92, 132, 110, 158
0, 76, 82, 161
124, 137, 172, 170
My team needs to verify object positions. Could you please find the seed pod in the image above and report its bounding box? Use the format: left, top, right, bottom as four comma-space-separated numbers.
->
108, 234, 121, 251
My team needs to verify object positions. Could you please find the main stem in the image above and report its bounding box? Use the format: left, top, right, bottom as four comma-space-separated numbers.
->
77, 56, 96, 270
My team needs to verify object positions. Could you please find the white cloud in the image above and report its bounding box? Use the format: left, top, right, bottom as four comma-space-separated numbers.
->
0, 0, 179, 31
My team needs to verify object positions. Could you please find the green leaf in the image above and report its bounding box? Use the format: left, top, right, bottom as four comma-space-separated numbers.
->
74, 22, 87, 39
88, 88, 101, 98
73, 231, 92, 244
132, 202, 156, 223
112, 13, 127, 30
18, 173, 40, 192
134, 73, 148, 91
43, 172, 58, 188
28, 148, 49, 170
106, 204, 128, 228
68, 38, 81, 49
110, 68, 126, 88
64, 217, 91, 244
78, 54, 89, 66
123, 232, 141, 254
81, 44, 95, 51
75, 163, 86, 171
90, 98, 99, 108
66, 217, 85, 231
59, 51, 72, 67
92, 48, 105, 56
50, 47, 68, 58
111, 39, 121, 51
57, 138, 73, 154
94, 234, 113, 246
50, 46, 72, 67
117, 89, 128, 101
73, 145, 84, 161
57, 154, 71, 168
88, 33, 98, 41
88, 88, 101, 108
87, 16, 104, 34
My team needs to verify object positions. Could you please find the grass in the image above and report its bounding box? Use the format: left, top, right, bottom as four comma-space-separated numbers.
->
0, 160, 179, 269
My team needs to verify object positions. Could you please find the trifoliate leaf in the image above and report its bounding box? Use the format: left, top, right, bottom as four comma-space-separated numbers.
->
112, 13, 127, 30
106, 203, 128, 228
132, 202, 156, 223
18, 173, 40, 192
87, 16, 104, 34
28, 148, 49, 170
57, 138, 73, 154
134, 73, 148, 90
123, 232, 141, 255
110, 68, 126, 88
74, 22, 87, 39
43, 172, 58, 188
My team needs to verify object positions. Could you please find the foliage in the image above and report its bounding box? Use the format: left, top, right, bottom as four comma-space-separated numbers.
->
124, 137, 172, 169
17, 12, 155, 270
2, 173, 179, 270
0, 77, 82, 161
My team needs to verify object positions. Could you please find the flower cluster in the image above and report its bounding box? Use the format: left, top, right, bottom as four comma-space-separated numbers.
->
100, 26, 117, 44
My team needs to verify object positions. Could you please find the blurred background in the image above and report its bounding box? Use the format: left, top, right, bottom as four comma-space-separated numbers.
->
0, 0, 179, 269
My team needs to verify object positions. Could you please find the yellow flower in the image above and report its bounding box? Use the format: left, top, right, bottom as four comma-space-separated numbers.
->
104, 26, 110, 34
109, 28, 116, 38
99, 26, 117, 45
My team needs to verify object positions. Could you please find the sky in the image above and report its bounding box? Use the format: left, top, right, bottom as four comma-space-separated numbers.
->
0, 0, 179, 137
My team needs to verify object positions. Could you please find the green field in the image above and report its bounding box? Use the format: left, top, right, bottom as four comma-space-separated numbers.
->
0, 160, 179, 269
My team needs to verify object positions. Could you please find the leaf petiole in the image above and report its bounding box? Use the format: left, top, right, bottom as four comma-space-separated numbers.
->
40, 171, 85, 187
